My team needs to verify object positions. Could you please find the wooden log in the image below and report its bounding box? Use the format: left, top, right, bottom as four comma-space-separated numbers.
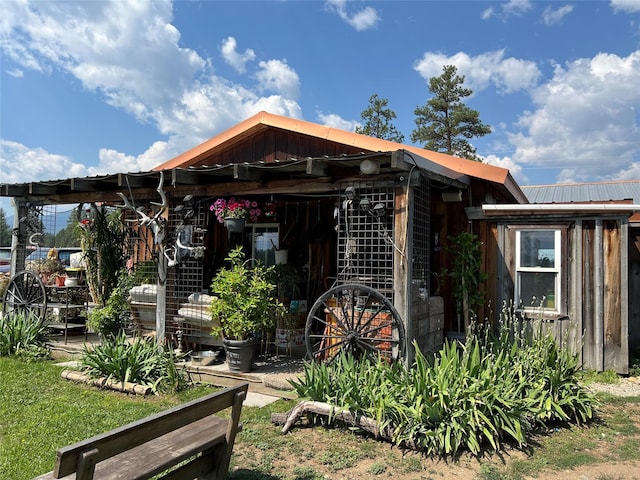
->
271, 401, 392, 439
61, 369, 152, 395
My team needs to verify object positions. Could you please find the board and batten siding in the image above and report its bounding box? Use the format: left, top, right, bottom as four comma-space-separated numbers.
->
488, 217, 629, 374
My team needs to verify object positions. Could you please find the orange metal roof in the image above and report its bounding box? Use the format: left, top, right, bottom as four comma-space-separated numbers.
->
154, 111, 527, 203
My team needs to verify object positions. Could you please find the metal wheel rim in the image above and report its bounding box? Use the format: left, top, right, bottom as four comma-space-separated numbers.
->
305, 283, 405, 363
2, 270, 47, 320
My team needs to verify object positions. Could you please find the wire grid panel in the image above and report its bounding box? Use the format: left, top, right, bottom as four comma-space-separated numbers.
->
165, 202, 214, 347
18, 201, 58, 249
336, 182, 395, 302
411, 175, 431, 293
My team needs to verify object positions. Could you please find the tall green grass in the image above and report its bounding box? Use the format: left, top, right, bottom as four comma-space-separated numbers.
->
291, 309, 595, 456
0, 311, 50, 360
80, 332, 188, 393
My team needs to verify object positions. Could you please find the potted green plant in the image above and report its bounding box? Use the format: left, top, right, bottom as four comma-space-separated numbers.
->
210, 246, 284, 372
27, 251, 65, 285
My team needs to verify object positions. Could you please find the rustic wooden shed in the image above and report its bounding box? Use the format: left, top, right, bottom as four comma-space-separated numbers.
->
1, 112, 525, 362
468, 203, 640, 374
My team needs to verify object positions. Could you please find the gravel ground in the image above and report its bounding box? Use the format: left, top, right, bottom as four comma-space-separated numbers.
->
586, 376, 640, 397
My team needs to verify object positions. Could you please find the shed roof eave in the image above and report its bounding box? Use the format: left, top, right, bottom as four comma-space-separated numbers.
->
479, 203, 640, 217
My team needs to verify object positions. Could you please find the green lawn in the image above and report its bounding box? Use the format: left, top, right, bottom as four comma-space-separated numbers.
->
2, 357, 640, 480
0, 357, 214, 479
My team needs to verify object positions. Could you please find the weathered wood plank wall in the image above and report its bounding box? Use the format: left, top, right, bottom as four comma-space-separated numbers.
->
484, 217, 630, 373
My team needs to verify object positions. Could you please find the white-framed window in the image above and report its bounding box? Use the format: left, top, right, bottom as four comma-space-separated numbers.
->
245, 223, 280, 266
515, 229, 561, 311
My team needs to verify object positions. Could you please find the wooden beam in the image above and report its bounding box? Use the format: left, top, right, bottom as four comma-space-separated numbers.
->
118, 173, 148, 188
390, 150, 412, 171
306, 158, 328, 176
233, 164, 262, 181
29, 183, 57, 195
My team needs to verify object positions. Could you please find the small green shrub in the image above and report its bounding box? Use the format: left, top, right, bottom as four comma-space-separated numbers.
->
80, 332, 188, 393
0, 311, 50, 360
87, 269, 135, 336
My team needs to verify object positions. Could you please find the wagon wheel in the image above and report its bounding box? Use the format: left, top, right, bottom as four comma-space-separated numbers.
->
305, 283, 405, 363
2, 270, 47, 321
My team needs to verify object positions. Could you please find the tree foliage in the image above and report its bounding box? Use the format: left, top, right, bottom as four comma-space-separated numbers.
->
0, 208, 11, 246
55, 209, 81, 247
355, 94, 405, 143
76, 203, 125, 307
411, 65, 491, 161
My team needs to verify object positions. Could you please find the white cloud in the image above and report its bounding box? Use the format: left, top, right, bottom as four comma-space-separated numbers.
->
611, 162, 640, 180
0, 140, 88, 184
482, 154, 526, 183
481, 0, 533, 20
0, 0, 304, 172
325, 0, 380, 31
610, 0, 640, 13
6, 68, 23, 78
317, 112, 359, 131
414, 50, 540, 94
220, 36, 255, 73
507, 51, 640, 183
541, 5, 574, 26
256, 59, 301, 99
97, 140, 174, 174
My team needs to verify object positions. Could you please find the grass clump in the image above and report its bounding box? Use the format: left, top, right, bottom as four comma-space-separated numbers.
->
80, 332, 188, 393
0, 311, 50, 361
291, 305, 596, 457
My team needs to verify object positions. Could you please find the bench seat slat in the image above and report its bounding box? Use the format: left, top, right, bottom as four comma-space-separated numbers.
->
88, 415, 228, 480
33, 383, 248, 480
54, 387, 243, 478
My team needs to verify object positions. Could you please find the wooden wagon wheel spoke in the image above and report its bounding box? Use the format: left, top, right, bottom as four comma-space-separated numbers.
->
2, 270, 47, 322
305, 283, 405, 363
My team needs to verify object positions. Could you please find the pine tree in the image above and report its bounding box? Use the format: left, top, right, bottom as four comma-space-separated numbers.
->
411, 65, 491, 161
0, 208, 11, 246
355, 94, 405, 143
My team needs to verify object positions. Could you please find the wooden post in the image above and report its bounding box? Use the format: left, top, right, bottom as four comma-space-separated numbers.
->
571, 220, 583, 365
594, 220, 604, 372
394, 183, 410, 364
156, 244, 167, 346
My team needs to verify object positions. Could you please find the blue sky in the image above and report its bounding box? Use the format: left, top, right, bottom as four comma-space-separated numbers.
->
1, 0, 640, 215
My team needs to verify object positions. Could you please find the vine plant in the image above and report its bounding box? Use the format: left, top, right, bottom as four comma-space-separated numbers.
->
444, 231, 487, 334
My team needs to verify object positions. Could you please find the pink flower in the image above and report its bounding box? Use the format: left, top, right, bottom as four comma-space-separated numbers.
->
211, 197, 261, 223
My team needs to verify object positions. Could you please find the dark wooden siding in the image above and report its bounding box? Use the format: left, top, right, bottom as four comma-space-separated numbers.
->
189, 129, 365, 166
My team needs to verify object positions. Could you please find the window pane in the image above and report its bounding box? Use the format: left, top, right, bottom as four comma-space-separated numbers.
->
252, 226, 278, 265
520, 231, 556, 268
519, 272, 557, 309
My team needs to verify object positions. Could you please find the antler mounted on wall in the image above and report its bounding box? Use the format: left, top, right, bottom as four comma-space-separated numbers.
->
116, 171, 168, 245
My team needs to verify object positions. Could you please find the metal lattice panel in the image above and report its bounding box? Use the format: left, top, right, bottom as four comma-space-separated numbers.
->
412, 175, 431, 293
336, 182, 395, 302
165, 200, 209, 347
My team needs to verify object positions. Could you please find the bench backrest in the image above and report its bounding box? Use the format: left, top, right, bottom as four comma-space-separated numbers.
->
53, 382, 248, 478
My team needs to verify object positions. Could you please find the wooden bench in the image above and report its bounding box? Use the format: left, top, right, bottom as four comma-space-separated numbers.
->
33, 382, 249, 480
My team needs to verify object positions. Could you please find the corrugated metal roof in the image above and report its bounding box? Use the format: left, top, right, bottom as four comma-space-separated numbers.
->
522, 180, 640, 204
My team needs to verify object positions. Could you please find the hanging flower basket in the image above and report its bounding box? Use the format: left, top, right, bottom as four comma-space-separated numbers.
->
224, 217, 246, 233
210, 197, 261, 225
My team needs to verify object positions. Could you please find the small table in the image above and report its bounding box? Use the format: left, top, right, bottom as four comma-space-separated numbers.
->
45, 284, 89, 344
